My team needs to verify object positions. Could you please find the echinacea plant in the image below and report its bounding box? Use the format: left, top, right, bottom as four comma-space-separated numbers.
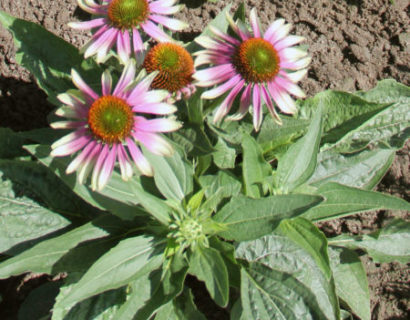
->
0, 2, 409, 320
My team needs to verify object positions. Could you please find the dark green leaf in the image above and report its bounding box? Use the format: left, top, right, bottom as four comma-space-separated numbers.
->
329, 247, 370, 320
213, 137, 236, 169
188, 246, 229, 307
60, 236, 165, 306
213, 194, 323, 241
173, 287, 207, 320
0, 171, 69, 254
0, 128, 28, 159
242, 133, 271, 198
329, 219, 410, 263
236, 234, 339, 320
303, 182, 410, 221
170, 125, 214, 157
241, 263, 329, 320
143, 147, 193, 201
0, 215, 123, 278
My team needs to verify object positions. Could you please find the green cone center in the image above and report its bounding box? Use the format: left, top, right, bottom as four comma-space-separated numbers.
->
108, 0, 150, 29
233, 38, 280, 83
88, 95, 134, 144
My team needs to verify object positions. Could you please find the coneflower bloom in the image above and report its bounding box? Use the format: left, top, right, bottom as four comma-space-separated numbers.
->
143, 42, 196, 102
50, 61, 181, 191
194, 9, 310, 131
69, 0, 187, 64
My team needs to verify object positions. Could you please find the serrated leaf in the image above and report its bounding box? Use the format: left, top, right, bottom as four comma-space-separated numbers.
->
142, 147, 193, 201
275, 109, 323, 192
170, 125, 214, 157
242, 133, 271, 198
236, 234, 339, 320
213, 194, 323, 241
308, 148, 395, 190
278, 218, 332, 279
60, 236, 165, 306
329, 219, 410, 263
241, 263, 329, 320
329, 247, 370, 320
0, 215, 123, 278
213, 137, 236, 169
188, 246, 229, 307
0, 171, 69, 254
303, 182, 410, 221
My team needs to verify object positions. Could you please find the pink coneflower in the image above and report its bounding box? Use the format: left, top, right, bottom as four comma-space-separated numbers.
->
194, 9, 310, 131
69, 0, 187, 63
50, 61, 181, 191
142, 42, 196, 102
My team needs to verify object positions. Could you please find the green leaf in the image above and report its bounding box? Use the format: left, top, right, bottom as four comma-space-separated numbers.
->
329, 247, 370, 320
198, 171, 241, 212
0, 128, 28, 159
303, 182, 410, 221
0, 11, 98, 104
142, 147, 193, 201
0, 160, 100, 219
242, 133, 271, 198
355, 79, 409, 104
236, 234, 339, 320
299, 90, 390, 145
308, 148, 395, 190
241, 263, 329, 320
59, 236, 165, 306
275, 108, 323, 192
61, 287, 127, 320
329, 219, 410, 263
188, 246, 229, 307
170, 125, 214, 157
257, 116, 309, 154
0, 171, 69, 254
213, 194, 323, 241
0, 215, 123, 278
278, 218, 332, 279
173, 287, 207, 320
134, 254, 188, 319
154, 301, 178, 320
213, 137, 236, 169
24, 144, 145, 220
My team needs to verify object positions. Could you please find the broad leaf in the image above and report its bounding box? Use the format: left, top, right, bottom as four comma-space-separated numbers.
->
60, 236, 165, 306
236, 234, 339, 320
257, 116, 309, 154
24, 144, 145, 220
0, 215, 123, 278
0, 127, 28, 159
329, 247, 370, 320
213, 194, 323, 241
303, 182, 410, 221
278, 218, 332, 279
329, 219, 410, 263
241, 263, 329, 320
275, 108, 323, 192
0, 171, 69, 254
213, 137, 236, 169
173, 287, 207, 320
143, 147, 193, 201
0, 10, 100, 104
188, 246, 229, 307
170, 125, 214, 157
242, 133, 271, 198
308, 148, 395, 190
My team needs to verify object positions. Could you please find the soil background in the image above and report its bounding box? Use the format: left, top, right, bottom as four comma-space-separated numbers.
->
0, 0, 409, 319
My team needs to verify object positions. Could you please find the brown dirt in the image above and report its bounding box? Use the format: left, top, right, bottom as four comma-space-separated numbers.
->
0, 0, 409, 319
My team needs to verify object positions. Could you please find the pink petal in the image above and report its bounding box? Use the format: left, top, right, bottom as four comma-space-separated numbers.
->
71, 69, 99, 100
252, 84, 263, 131
275, 35, 305, 51
113, 60, 136, 96
77, 142, 102, 184
268, 81, 297, 114
134, 117, 181, 133
68, 18, 106, 30
149, 14, 187, 31
141, 20, 172, 42
150, 0, 180, 14
97, 144, 117, 190
194, 64, 236, 85
51, 134, 91, 157
264, 19, 285, 42
201, 74, 242, 99
249, 9, 261, 38
101, 70, 112, 96
126, 138, 153, 176
274, 76, 306, 98
133, 132, 174, 156
132, 28, 144, 54
91, 144, 109, 190
66, 140, 96, 174
261, 84, 281, 124
227, 84, 252, 121
214, 79, 245, 123
117, 144, 133, 180
132, 102, 176, 115
117, 30, 131, 64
